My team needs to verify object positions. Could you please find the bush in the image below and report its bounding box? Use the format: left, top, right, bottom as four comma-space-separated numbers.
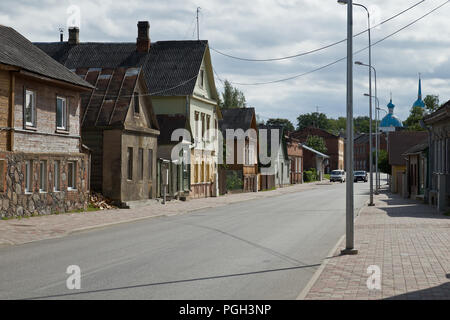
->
303, 169, 318, 182
226, 171, 243, 190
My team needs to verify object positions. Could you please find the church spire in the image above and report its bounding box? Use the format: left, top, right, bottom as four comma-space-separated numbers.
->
418, 73, 422, 100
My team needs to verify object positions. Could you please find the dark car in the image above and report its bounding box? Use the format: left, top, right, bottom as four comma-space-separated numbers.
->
354, 171, 368, 182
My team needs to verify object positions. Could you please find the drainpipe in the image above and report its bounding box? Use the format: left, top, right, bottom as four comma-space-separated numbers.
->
420, 119, 432, 204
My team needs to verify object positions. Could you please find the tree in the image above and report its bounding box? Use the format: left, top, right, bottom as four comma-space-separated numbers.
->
403, 106, 426, 131
424, 94, 439, 112
327, 117, 347, 136
219, 80, 247, 109
305, 135, 327, 154
297, 112, 330, 131
266, 118, 295, 132
255, 114, 265, 126
377, 149, 391, 174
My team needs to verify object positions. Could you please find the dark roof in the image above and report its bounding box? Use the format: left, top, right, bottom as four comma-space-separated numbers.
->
291, 127, 341, 140
388, 131, 428, 166
402, 142, 428, 156
35, 40, 208, 96
75, 67, 140, 127
423, 100, 450, 125
156, 114, 192, 145
219, 108, 255, 135
0, 25, 92, 89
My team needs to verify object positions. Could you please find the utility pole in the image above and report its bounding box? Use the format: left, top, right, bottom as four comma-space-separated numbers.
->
196, 7, 201, 41
340, 0, 358, 255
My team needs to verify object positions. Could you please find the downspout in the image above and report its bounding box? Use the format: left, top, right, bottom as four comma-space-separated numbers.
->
9, 71, 16, 151
420, 119, 432, 203
186, 95, 191, 191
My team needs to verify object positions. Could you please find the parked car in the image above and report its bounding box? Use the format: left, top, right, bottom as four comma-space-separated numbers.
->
354, 171, 368, 182
330, 170, 346, 183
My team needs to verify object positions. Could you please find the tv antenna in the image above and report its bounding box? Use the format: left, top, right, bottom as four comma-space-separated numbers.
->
196, 7, 201, 40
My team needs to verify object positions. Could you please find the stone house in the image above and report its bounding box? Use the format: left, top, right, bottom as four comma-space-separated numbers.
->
291, 127, 344, 172
219, 108, 259, 194
73, 67, 160, 205
36, 21, 221, 199
423, 101, 450, 212
0, 25, 93, 217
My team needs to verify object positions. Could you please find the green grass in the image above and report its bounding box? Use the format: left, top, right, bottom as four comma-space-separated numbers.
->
324, 174, 331, 180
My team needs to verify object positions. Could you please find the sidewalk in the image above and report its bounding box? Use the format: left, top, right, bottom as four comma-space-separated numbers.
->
302, 189, 450, 300
0, 182, 320, 246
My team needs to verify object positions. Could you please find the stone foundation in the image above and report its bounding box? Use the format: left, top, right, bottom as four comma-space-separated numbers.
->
0, 152, 89, 218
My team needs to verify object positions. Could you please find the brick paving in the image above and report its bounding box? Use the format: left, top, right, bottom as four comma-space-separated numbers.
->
304, 189, 450, 300
0, 182, 321, 246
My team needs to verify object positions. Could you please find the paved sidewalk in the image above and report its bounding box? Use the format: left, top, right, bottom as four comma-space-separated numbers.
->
303, 189, 450, 300
0, 182, 321, 246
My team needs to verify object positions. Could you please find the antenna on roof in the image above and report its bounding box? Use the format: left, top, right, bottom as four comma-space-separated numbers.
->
59, 27, 64, 42
196, 7, 201, 41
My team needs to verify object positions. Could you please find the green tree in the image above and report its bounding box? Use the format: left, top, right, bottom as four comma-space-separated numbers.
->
305, 135, 328, 154
297, 112, 329, 131
403, 106, 426, 131
377, 149, 391, 174
327, 117, 347, 135
219, 80, 247, 109
424, 94, 439, 112
266, 118, 295, 132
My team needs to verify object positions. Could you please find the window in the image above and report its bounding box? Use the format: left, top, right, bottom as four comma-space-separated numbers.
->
194, 112, 200, 140
68, 162, 76, 190
56, 96, 67, 130
24, 90, 36, 127
54, 161, 60, 191
127, 147, 133, 180
148, 149, 153, 180
25, 161, 32, 193
201, 113, 205, 140
39, 161, 47, 192
206, 115, 210, 141
138, 148, 144, 180
134, 93, 140, 114
199, 70, 205, 88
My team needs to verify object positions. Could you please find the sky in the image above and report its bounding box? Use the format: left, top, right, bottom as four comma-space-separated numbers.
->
1, 0, 450, 126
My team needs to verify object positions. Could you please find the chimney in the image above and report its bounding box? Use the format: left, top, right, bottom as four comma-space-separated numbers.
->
68, 27, 79, 45
136, 21, 150, 53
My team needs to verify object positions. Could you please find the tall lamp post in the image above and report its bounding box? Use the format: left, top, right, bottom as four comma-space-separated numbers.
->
339, 0, 374, 206
357, 62, 379, 194
338, 0, 358, 255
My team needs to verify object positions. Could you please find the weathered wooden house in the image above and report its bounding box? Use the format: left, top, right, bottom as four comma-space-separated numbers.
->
402, 142, 428, 201
73, 67, 160, 205
156, 114, 192, 199
36, 21, 221, 200
0, 25, 93, 217
286, 135, 303, 184
219, 108, 258, 194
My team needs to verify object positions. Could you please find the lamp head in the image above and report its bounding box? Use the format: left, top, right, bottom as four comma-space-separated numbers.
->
355, 61, 364, 65
337, 0, 348, 4
364, 93, 370, 97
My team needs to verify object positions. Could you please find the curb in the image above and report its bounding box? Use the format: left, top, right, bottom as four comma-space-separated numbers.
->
296, 199, 368, 300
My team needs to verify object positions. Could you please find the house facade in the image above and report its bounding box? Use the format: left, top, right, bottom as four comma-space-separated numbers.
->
0, 26, 93, 217
403, 142, 428, 201
74, 67, 159, 205
291, 127, 344, 172
286, 135, 303, 184
388, 131, 428, 196
219, 108, 258, 194
354, 132, 388, 171
423, 101, 450, 212
36, 21, 221, 200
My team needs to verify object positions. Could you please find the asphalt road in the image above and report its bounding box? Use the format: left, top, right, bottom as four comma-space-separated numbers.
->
0, 180, 370, 300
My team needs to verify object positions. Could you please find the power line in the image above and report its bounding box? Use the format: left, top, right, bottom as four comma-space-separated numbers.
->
209, 0, 425, 62
217, 0, 449, 86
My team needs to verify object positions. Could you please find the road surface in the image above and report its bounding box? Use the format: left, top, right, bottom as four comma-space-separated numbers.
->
0, 180, 370, 299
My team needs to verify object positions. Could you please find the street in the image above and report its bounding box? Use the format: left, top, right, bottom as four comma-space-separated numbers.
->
0, 181, 370, 300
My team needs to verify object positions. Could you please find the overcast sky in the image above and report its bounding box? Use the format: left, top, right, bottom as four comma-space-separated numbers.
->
2, 0, 450, 125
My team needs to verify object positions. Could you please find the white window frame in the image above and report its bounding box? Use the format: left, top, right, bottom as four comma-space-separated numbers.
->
67, 161, 77, 190
199, 69, 205, 88
39, 160, 47, 193
56, 96, 67, 131
24, 90, 36, 127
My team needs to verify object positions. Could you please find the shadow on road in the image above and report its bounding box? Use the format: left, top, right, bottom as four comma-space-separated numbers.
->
23, 263, 321, 300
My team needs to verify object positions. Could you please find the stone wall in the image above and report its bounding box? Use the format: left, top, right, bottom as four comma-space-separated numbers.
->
0, 151, 89, 218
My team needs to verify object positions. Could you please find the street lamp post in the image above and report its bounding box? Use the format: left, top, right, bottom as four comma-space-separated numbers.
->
357, 61, 378, 195
338, 0, 358, 255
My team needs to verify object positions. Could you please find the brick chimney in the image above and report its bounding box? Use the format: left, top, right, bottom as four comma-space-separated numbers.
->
136, 21, 150, 53
68, 27, 79, 45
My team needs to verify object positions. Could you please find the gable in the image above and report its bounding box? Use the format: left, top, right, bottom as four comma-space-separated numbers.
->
193, 47, 218, 101
124, 77, 158, 130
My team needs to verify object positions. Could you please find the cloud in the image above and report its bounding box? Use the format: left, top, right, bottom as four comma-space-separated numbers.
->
1, 0, 449, 125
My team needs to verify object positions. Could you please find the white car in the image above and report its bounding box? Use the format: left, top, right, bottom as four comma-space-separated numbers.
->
330, 170, 346, 183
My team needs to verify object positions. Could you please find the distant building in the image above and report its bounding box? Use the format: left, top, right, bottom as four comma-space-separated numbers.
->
286, 135, 304, 184
290, 127, 344, 172
412, 75, 426, 109
380, 98, 403, 132
354, 132, 388, 171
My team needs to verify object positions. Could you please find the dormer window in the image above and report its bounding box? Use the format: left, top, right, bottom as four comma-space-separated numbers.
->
134, 93, 140, 114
